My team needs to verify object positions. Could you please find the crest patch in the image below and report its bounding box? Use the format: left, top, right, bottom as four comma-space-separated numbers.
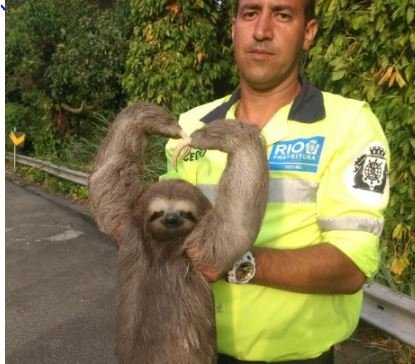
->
344, 142, 389, 206
353, 145, 388, 193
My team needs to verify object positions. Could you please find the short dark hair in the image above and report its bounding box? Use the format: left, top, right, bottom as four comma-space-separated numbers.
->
235, 0, 316, 22
304, 0, 316, 22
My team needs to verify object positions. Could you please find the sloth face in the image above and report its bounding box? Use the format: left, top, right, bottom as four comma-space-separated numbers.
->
137, 180, 212, 242
145, 197, 200, 240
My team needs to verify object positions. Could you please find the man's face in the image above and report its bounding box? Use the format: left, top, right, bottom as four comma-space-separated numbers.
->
232, 0, 317, 91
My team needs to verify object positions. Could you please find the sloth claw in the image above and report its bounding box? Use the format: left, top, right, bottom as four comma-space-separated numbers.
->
173, 137, 192, 170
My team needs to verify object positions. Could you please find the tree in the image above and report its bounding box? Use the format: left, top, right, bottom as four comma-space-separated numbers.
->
306, 0, 415, 295
123, 0, 234, 116
6, 0, 131, 159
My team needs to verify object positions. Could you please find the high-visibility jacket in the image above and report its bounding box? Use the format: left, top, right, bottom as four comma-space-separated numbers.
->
160, 79, 390, 362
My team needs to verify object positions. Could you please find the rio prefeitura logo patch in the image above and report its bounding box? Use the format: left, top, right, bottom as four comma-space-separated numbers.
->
269, 136, 325, 173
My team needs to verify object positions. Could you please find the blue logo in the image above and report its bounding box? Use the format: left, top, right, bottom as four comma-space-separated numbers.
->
269, 136, 325, 173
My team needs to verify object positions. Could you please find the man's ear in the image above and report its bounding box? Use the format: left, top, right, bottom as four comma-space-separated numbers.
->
303, 19, 318, 51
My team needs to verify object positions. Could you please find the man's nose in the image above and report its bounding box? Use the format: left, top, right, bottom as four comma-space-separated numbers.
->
253, 13, 273, 41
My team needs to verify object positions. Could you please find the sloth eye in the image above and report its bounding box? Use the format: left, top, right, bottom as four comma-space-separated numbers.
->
149, 211, 164, 222
179, 211, 196, 222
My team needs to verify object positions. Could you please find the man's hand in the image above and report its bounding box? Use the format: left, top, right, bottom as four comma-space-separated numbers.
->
185, 244, 222, 282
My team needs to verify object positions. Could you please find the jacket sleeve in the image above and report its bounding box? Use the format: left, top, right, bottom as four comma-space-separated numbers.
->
316, 103, 390, 278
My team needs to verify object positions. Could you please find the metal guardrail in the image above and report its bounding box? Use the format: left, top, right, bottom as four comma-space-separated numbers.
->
6, 152, 88, 186
6, 153, 415, 347
362, 282, 415, 347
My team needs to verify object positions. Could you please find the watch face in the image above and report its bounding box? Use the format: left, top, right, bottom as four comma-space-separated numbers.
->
236, 262, 255, 281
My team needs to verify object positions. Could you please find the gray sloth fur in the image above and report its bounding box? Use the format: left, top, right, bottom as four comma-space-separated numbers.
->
88, 102, 269, 364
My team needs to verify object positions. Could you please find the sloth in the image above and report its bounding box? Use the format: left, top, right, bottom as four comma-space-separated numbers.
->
88, 102, 269, 364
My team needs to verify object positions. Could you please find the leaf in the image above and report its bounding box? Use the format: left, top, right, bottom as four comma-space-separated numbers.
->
196, 51, 206, 64
366, 83, 376, 102
166, 3, 180, 15
388, 72, 396, 88
331, 69, 346, 81
390, 256, 410, 276
379, 66, 394, 85
395, 71, 407, 88
392, 223, 403, 240
195, 0, 205, 9
407, 7, 414, 24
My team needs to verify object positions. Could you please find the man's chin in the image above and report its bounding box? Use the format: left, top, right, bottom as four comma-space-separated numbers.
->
243, 77, 285, 92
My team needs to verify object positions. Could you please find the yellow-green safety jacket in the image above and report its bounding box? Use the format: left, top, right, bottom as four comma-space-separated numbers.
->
160, 79, 390, 362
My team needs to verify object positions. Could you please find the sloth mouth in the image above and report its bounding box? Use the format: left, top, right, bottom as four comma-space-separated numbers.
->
162, 215, 184, 229
163, 221, 184, 229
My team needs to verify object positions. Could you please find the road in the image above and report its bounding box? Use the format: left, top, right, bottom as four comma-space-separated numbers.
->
5, 176, 118, 364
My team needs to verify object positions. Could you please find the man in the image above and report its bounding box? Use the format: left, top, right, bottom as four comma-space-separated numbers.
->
161, 0, 390, 363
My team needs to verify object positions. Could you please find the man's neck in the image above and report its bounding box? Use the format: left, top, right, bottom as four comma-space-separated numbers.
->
236, 76, 302, 129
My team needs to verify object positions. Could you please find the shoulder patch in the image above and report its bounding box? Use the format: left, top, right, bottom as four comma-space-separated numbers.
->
345, 143, 389, 205
353, 145, 388, 193
269, 136, 325, 173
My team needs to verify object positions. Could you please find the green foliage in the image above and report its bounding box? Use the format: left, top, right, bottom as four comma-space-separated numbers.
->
123, 0, 234, 116
25, 168, 48, 185
11, 164, 89, 202
57, 112, 113, 171
6, 152, 85, 201
122, 0, 238, 180
5, 102, 50, 155
45, 11, 128, 112
5, 103, 31, 139
6, 0, 131, 159
307, 0, 415, 295
143, 135, 171, 184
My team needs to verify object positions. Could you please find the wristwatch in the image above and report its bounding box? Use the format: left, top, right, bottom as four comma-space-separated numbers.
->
226, 251, 256, 284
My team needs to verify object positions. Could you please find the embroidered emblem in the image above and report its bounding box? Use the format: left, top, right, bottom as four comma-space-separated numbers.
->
269, 136, 325, 173
353, 146, 387, 193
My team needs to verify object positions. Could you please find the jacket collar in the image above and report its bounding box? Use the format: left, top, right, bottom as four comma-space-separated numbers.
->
200, 76, 326, 124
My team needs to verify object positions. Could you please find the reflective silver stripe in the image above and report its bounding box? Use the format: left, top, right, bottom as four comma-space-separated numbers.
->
197, 179, 318, 204
197, 184, 217, 204
268, 179, 317, 203
318, 217, 384, 236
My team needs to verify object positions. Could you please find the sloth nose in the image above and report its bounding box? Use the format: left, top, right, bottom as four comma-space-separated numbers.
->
163, 212, 181, 227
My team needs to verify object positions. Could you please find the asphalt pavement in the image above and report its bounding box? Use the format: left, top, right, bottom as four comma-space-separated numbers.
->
5, 175, 400, 364
5, 176, 118, 363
